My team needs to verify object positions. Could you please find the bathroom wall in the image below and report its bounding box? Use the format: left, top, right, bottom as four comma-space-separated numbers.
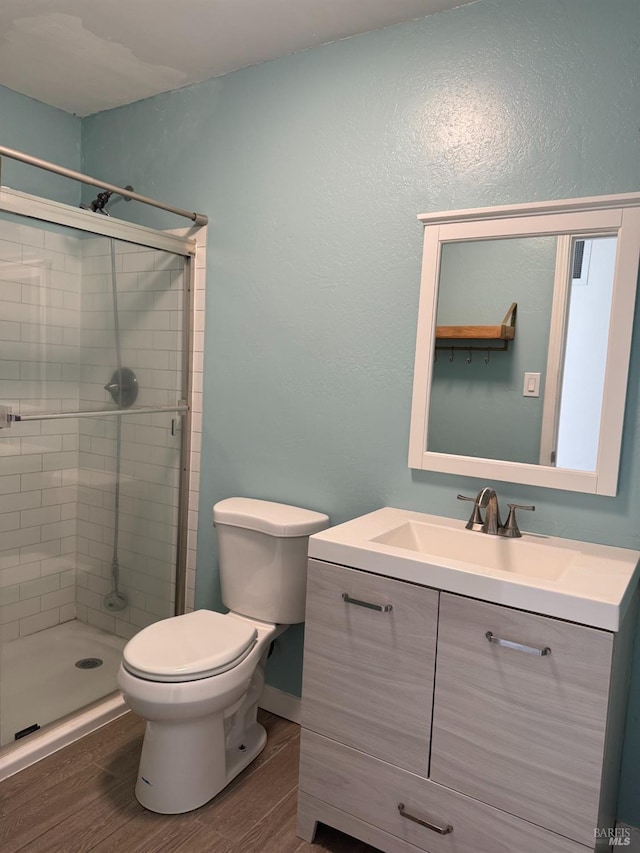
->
76, 0, 639, 824
0, 84, 81, 206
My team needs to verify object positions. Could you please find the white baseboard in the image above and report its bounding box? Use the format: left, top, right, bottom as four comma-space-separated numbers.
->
259, 685, 301, 724
617, 823, 640, 852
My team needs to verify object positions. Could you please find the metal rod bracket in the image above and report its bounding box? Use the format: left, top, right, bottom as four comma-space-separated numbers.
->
0, 405, 12, 429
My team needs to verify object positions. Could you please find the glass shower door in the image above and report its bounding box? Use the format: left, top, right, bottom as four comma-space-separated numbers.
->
0, 209, 190, 747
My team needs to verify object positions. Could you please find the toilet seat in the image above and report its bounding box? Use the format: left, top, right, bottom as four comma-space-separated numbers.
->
123, 610, 258, 683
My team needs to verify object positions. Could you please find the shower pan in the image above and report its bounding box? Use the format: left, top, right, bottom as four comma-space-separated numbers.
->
0, 176, 205, 777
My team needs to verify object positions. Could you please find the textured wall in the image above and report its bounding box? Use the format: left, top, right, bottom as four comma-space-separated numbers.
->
80, 0, 640, 822
0, 85, 81, 206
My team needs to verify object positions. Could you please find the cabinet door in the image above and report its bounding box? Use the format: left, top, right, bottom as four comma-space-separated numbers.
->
431, 593, 613, 846
301, 559, 438, 776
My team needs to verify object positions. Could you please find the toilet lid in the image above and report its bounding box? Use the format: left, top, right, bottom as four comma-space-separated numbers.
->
122, 610, 258, 683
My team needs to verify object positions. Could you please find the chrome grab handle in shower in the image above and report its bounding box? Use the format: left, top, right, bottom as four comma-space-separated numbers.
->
398, 803, 453, 835
342, 593, 392, 612
5, 404, 188, 424
486, 631, 551, 656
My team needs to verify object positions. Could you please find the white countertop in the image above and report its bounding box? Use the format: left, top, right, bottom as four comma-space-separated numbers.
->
308, 507, 640, 631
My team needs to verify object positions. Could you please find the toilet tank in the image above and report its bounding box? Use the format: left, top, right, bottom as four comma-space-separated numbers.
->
213, 498, 329, 624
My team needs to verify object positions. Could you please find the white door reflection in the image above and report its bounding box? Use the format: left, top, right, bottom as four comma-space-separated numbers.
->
550, 236, 617, 470
540, 236, 617, 471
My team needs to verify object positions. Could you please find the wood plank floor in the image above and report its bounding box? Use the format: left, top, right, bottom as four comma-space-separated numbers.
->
0, 710, 381, 852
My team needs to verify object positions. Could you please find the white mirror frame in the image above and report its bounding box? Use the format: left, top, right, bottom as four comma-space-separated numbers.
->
408, 192, 640, 495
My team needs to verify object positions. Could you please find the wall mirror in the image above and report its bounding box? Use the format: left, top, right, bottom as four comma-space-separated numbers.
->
408, 193, 640, 494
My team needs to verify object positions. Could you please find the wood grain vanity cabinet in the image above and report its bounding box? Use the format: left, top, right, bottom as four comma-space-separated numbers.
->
297, 558, 637, 853
300, 560, 438, 776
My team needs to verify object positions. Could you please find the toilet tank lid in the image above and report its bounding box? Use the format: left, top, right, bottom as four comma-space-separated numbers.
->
213, 498, 329, 537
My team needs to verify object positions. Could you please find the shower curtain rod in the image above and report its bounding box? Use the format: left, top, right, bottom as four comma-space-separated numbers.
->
0, 145, 208, 226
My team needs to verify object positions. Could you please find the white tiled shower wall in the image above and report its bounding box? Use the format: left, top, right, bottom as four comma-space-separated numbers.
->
0, 218, 205, 642
0, 222, 80, 643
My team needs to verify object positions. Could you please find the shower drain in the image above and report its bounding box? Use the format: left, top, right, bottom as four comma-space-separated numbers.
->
75, 657, 104, 669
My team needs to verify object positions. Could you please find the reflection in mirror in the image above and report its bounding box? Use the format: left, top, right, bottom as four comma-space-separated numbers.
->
549, 236, 616, 471
428, 234, 617, 472
408, 193, 640, 495
428, 236, 558, 465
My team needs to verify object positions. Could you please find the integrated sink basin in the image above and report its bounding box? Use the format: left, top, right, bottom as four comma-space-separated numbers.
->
371, 520, 575, 581
308, 506, 640, 631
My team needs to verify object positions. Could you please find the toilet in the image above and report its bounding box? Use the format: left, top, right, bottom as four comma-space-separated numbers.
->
117, 497, 329, 814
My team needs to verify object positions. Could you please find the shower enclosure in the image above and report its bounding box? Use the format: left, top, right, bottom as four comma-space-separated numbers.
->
0, 178, 204, 771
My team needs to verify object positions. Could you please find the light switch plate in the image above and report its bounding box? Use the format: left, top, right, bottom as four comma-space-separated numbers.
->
523, 372, 541, 397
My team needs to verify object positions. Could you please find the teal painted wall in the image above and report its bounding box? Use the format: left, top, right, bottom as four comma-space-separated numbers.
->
0, 85, 81, 205
80, 0, 640, 823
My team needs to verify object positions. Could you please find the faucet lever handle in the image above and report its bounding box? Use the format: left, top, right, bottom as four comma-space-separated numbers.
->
502, 503, 535, 538
457, 493, 484, 531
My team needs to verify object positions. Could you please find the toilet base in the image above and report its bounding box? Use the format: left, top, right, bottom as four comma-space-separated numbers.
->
135, 716, 267, 814
122, 618, 285, 814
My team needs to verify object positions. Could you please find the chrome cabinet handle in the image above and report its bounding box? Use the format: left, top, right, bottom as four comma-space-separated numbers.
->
486, 631, 551, 656
342, 593, 392, 612
398, 803, 453, 835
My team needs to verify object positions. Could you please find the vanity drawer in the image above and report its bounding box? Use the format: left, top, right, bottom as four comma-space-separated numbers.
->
431, 593, 613, 846
301, 559, 438, 776
299, 729, 588, 853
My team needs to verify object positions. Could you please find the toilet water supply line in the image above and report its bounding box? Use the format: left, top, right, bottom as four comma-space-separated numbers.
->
104, 238, 128, 612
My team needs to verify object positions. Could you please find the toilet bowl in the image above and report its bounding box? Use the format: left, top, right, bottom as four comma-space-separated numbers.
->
118, 498, 329, 814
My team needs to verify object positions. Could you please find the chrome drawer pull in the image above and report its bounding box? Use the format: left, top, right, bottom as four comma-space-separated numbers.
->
486, 631, 551, 656
342, 593, 392, 612
398, 803, 453, 835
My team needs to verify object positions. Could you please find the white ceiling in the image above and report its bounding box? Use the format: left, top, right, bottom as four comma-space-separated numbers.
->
0, 0, 476, 117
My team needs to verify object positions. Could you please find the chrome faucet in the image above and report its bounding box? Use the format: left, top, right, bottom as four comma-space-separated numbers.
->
457, 488, 535, 538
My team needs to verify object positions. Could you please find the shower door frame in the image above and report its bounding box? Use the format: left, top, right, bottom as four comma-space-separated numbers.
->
0, 184, 199, 618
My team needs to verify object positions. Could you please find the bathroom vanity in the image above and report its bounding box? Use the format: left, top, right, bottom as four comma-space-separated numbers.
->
296, 508, 640, 853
